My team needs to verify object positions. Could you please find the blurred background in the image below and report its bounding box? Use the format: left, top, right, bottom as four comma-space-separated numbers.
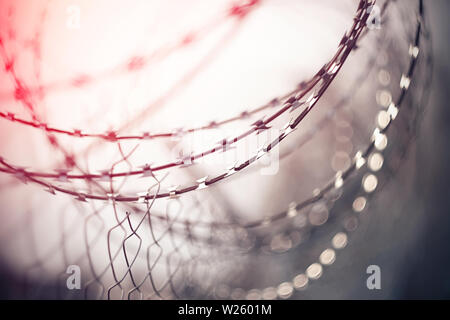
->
0, 0, 448, 299
308, 0, 450, 299
373, 0, 450, 299
294, 0, 450, 299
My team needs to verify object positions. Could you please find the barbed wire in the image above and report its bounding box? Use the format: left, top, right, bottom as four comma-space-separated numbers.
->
0, 0, 372, 203
0, 0, 432, 300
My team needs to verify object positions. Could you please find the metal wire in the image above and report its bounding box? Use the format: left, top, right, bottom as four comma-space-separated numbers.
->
0, 0, 432, 299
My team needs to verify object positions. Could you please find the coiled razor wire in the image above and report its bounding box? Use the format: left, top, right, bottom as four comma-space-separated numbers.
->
0, 0, 432, 299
